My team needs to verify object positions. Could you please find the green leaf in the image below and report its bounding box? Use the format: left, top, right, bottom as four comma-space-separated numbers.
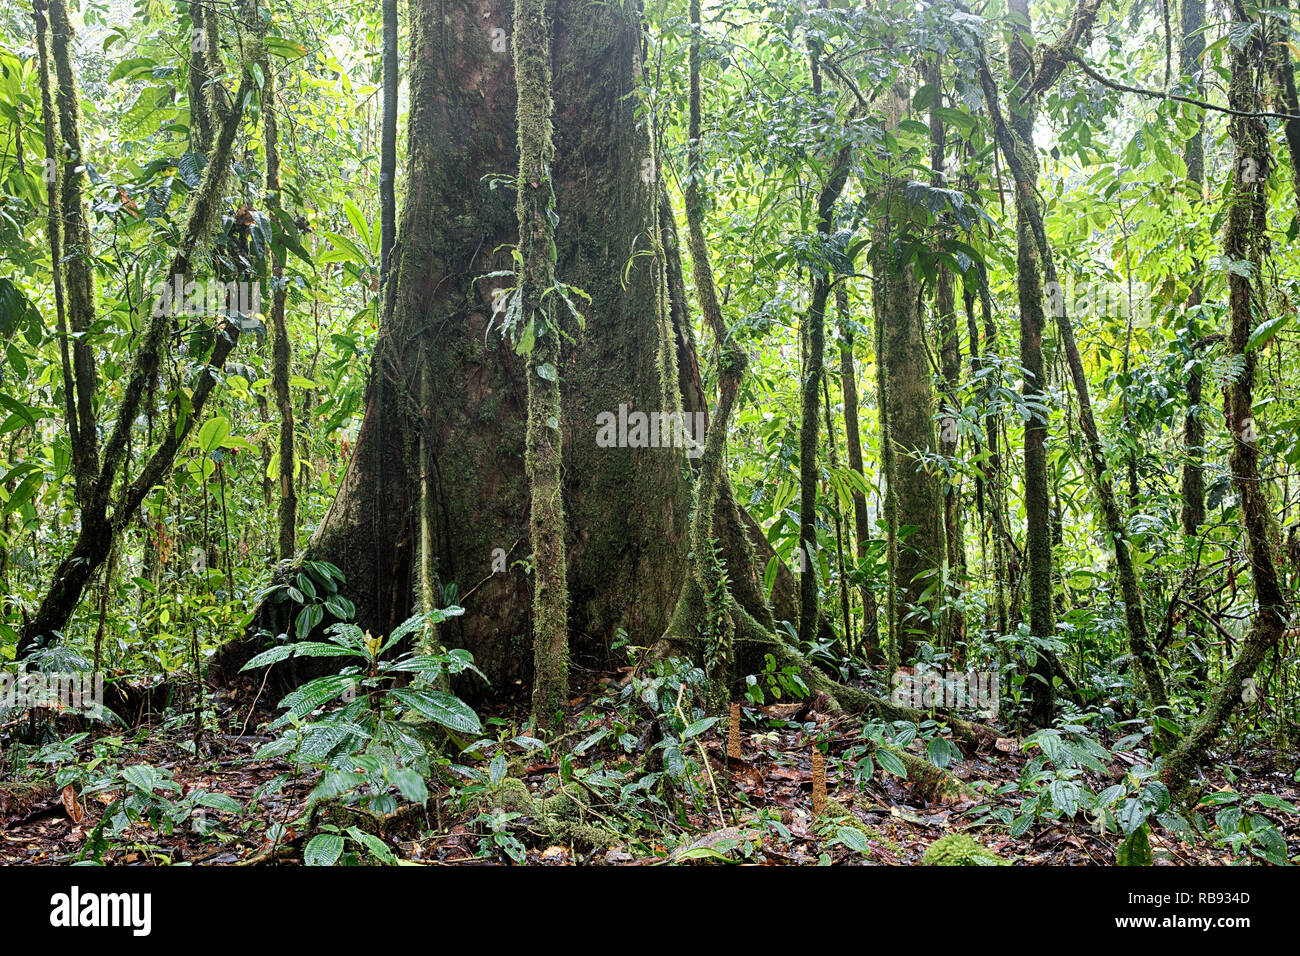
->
346, 827, 398, 864
388, 688, 482, 734
1117, 797, 1148, 836
240, 644, 294, 670
1117, 824, 1152, 866
304, 833, 344, 866
1246, 314, 1292, 352
875, 748, 908, 780
122, 764, 163, 794
193, 792, 243, 814
343, 199, 374, 254
836, 826, 870, 854
388, 767, 428, 804
3, 471, 43, 516
196, 415, 231, 454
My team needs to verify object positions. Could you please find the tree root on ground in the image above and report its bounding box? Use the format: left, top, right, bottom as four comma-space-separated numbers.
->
480, 777, 622, 851
660, 592, 983, 802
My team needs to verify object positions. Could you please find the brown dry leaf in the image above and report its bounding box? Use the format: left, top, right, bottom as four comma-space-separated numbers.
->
60, 785, 83, 824
995, 737, 1019, 753
760, 702, 803, 720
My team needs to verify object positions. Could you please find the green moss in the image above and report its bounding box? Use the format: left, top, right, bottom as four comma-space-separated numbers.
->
922, 833, 1008, 866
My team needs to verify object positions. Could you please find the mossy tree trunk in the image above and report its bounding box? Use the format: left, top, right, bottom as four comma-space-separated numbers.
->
1266, 0, 1300, 215
262, 53, 297, 562
977, 3, 1172, 741
46, 0, 100, 510
836, 287, 880, 660
873, 189, 943, 666
1003, 0, 1055, 726
1162, 10, 1288, 799
20, 16, 256, 658
248, 0, 696, 692
513, 0, 569, 730
1179, 0, 1208, 674
928, 52, 966, 651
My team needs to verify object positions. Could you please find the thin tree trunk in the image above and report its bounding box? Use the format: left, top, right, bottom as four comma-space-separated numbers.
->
1004, 0, 1055, 726
32, 1, 81, 508
1163, 9, 1288, 797
1179, 0, 1208, 676
836, 288, 880, 660
47, 0, 100, 504
977, 8, 1172, 738
263, 53, 297, 561
380, 0, 398, 282
514, 0, 569, 730
929, 52, 966, 650
1267, 0, 1300, 215
19, 61, 255, 657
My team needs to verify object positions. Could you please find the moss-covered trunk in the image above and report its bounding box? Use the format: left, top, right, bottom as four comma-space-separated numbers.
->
1004, 0, 1055, 726
873, 191, 943, 666
928, 53, 965, 651
836, 288, 880, 660
1161, 14, 1288, 799
264, 0, 692, 692
262, 55, 297, 562
513, 0, 569, 729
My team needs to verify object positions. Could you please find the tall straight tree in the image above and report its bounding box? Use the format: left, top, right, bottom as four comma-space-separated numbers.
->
513, 0, 569, 730
262, 49, 297, 561
928, 52, 966, 649
835, 287, 880, 660
1003, 0, 1055, 725
797, 33, 857, 649
45, 0, 100, 510
1179, 0, 1208, 666
975, 0, 1173, 741
380, 0, 398, 284
1163, 1, 1288, 797
872, 84, 943, 666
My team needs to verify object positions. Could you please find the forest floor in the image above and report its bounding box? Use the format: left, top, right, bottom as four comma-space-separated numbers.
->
1, 667, 1296, 865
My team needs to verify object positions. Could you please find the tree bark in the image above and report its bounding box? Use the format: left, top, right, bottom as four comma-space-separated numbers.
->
380, 0, 399, 283
263, 52, 297, 562
929, 52, 966, 651
836, 288, 880, 660
514, 0, 570, 729
1162, 7, 1288, 798
1005, 0, 1055, 726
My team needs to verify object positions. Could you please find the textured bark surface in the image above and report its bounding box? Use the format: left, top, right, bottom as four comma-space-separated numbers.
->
872, 212, 942, 664
1162, 18, 1288, 798
1005, 0, 1055, 725
263, 0, 694, 692
837, 289, 880, 660
513, 0, 569, 727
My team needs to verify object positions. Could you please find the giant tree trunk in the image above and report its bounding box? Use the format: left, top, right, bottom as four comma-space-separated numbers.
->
252, 0, 697, 692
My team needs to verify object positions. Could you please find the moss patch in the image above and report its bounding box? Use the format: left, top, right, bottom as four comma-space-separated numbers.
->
922, 833, 1008, 866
